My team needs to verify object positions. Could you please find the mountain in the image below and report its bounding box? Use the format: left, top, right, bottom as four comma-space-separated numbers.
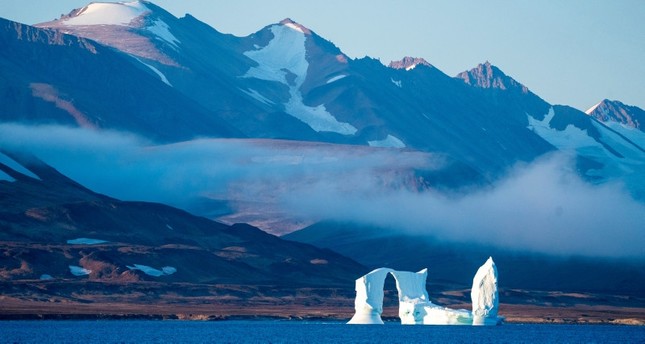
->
389, 57, 432, 71
284, 221, 645, 295
0, 1, 643, 268
0, 17, 240, 142
0, 150, 365, 287
586, 99, 644, 131
33, 4, 557, 176
585, 99, 645, 153
32, 2, 645, 192
1, 1, 644, 321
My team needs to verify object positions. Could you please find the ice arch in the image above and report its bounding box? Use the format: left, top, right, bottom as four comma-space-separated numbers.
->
347, 257, 502, 325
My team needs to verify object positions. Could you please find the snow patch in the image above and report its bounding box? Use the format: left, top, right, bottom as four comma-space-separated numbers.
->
0, 152, 41, 180
603, 122, 645, 149
585, 101, 603, 115
162, 266, 177, 275
0, 170, 15, 182
127, 264, 176, 277
368, 135, 406, 148
285, 90, 357, 134
242, 24, 357, 135
243, 25, 307, 85
147, 19, 180, 49
284, 22, 304, 33
528, 107, 645, 188
69, 265, 91, 276
40, 274, 54, 280
241, 88, 274, 105
527, 107, 598, 150
67, 238, 108, 245
406, 64, 418, 71
326, 75, 347, 84
137, 59, 172, 86
63, 1, 149, 26
391, 78, 402, 88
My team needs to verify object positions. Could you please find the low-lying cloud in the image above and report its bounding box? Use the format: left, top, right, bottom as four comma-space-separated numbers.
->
1, 123, 643, 258
284, 154, 645, 258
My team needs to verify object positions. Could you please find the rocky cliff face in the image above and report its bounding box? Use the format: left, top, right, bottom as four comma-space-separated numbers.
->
586, 99, 644, 131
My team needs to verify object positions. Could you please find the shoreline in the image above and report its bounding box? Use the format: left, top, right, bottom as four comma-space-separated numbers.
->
0, 304, 642, 326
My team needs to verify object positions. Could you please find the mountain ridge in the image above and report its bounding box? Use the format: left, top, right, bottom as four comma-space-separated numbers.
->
1, 1, 644, 248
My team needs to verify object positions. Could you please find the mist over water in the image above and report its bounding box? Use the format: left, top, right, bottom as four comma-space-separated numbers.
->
2, 123, 644, 258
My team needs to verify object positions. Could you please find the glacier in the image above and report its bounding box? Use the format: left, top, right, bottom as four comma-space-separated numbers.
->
348, 257, 502, 325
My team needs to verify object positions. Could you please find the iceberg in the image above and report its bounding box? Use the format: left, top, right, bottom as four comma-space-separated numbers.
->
348, 257, 502, 326
347, 268, 392, 324
471, 257, 500, 325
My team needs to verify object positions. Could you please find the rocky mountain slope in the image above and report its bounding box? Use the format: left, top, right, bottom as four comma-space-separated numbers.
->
0, 151, 365, 287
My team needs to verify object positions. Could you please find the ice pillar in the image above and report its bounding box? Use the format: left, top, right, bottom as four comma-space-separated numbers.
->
470, 257, 501, 325
347, 268, 392, 324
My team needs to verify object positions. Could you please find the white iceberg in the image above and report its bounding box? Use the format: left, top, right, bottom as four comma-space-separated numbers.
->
348, 257, 502, 326
347, 268, 392, 324
471, 257, 500, 325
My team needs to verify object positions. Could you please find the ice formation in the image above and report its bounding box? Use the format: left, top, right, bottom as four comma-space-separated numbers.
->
471, 257, 499, 325
348, 257, 502, 326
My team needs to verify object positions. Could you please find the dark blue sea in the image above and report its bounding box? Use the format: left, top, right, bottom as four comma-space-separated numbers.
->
1, 320, 643, 343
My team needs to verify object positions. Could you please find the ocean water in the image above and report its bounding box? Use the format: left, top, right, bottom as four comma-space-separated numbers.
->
1, 320, 643, 343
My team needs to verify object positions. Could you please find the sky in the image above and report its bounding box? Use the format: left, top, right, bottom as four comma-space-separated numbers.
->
1, 0, 643, 111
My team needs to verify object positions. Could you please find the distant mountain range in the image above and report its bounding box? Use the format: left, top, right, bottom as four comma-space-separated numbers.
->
1, 0, 644, 299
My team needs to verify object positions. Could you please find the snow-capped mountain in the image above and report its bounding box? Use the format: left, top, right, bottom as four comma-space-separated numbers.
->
0, 16, 239, 141
586, 99, 644, 131
389, 56, 433, 71
1, 0, 644, 220
585, 99, 645, 151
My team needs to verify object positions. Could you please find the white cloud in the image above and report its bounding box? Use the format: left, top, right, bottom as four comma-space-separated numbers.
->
1, 123, 643, 258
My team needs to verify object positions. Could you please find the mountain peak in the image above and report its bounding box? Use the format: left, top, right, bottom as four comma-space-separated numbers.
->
278, 18, 311, 34
585, 99, 644, 130
389, 56, 432, 71
36, 1, 181, 65
52, 1, 153, 27
457, 62, 529, 93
